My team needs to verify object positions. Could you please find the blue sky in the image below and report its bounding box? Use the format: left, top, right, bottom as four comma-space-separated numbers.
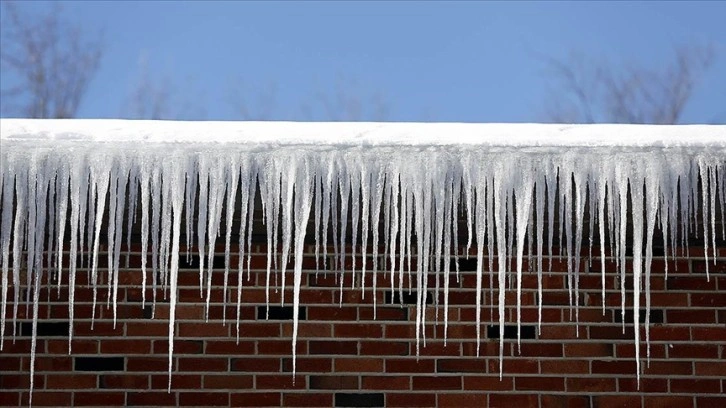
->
2, 1, 725, 123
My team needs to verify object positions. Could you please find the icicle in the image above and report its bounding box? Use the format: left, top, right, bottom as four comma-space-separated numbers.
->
165, 157, 186, 392
493, 162, 508, 379
204, 159, 227, 320
369, 167, 384, 318
643, 162, 660, 367
139, 162, 151, 309
124, 166, 139, 269
359, 164, 371, 297
474, 171, 487, 356
442, 169, 454, 344
597, 173, 607, 314
338, 164, 350, 305
223, 155, 240, 325
350, 165, 361, 286
196, 160, 210, 297
630, 172, 644, 386
514, 163, 534, 351
0, 169, 15, 349
535, 175, 546, 333
291, 157, 313, 379
89, 158, 111, 327
572, 166, 587, 335
235, 158, 251, 342
698, 159, 710, 281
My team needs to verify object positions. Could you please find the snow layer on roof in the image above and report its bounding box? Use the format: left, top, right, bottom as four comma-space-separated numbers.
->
2, 118, 725, 149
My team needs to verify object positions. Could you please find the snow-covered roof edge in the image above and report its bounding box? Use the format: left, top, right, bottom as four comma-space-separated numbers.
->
2, 118, 725, 148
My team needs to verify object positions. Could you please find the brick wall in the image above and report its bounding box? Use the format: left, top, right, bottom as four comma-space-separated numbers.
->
1, 241, 724, 408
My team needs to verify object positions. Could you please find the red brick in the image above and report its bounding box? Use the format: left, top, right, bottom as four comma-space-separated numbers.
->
47, 339, 97, 354
74, 391, 125, 406
567, 377, 617, 392
127, 392, 177, 406
335, 357, 383, 372
518, 342, 563, 357
281, 322, 332, 337
489, 394, 537, 408
671, 379, 722, 393
74, 321, 123, 336
516, 376, 565, 391
695, 361, 726, 376
177, 323, 230, 337
412, 376, 461, 390
593, 395, 642, 408
463, 376, 514, 391
27, 356, 72, 371
100, 339, 152, 354
618, 377, 668, 393
418, 341, 461, 356
437, 393, 487, 408
101, 374, 149, 389
668, 309, 717, 323
359, 306, 407, 321
489, 358, 538, 374
307, 306, 357, 320
309, 340, 358, 355
153, 339, 203, 354
237, 322, 282, 337
205, 340, 255, 354
0, 357, 22, 371
283, 393, 334, 407
22, 392, 72, 407
45, 374, 96, 390
644, 396, 693, 408
152, 374, 202, 389
127, 357, 167, 372
203, 374, 253, 389
179, 392, 229, 406
0, 392, 19, 407
646, 361, 693, 375
0, 374, 41, 389
698, 397, 726, 408
387, 393, 437, 407
669, 344, 719, 359
126, 322, 168, 336
649, 326, 690, 341
564, 342, 613, 357
230, 392, 281, 407
361, 375, 410, 390
177, 357, 228, 372
334, 323, 383, 338
691, 326, 726, 341
282, 357, 332, 373
360, 341, 409, 355
592, 360, 637, 374
231, 357, 280, 372
256, 375, 306, 390
386, 358, 436, 373
308, 375, 359, 389
541, 395, 590, 408
435, 358, 486, 373
540, 359, 589, 374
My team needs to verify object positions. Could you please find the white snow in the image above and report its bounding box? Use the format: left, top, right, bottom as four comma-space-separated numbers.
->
1, 119, 725, 400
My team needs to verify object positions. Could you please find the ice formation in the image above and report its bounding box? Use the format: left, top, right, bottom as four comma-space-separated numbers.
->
1, 119, 725, 403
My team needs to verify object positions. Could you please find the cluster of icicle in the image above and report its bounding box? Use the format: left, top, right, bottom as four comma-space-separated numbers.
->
1, 126, 725, 405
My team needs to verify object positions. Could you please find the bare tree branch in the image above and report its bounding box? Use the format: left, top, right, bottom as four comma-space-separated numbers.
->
0, 1, 102, 118
542, 44, 715, 124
